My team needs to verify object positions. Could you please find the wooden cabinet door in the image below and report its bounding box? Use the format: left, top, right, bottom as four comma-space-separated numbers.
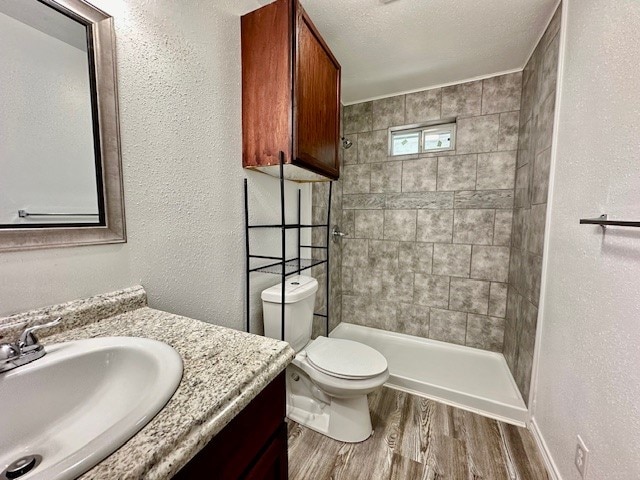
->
243, 424, 288, 480
293, 4, 341, 180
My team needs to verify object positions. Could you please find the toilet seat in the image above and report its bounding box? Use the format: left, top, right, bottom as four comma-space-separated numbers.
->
304, 337, 388, 380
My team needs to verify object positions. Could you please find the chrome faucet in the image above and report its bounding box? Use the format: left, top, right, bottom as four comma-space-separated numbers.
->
0, 317, 61, 373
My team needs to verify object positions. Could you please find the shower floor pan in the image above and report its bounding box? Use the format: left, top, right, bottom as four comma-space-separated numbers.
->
330, 322, 528, 426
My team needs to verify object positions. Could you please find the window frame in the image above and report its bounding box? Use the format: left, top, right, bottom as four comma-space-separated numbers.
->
388, 120, 457, 157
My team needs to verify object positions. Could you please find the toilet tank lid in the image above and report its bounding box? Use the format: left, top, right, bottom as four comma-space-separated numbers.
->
261, 275, 319, 304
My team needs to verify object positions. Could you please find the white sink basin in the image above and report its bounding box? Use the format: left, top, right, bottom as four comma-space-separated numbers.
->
0, 337, 183, 480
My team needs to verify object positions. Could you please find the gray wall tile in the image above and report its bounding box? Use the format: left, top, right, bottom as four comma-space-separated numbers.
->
515, 164, 530, 208
384, 210, 417, 241
342, 209, 355, 237
437, 154, 478, 191
373, 95, 405, 130
449, 277, 490, 314
399, 242, 433, 273
532, 147, 552, 204
503, 321, 518, 373
386, 192, 454, 209
540, 33, 560, 104
343, 194, 385, 210
371, 162, 402, 193
511, 208, 526, 249
429, 309, 467, 345
354, 210, 384, 239
453, 209, 495, 245
526, 203, 547, 255
488, 282, 508, 318
342, 238, 369, 268
476, 151, 517, 190
517, 118, 533, 168
342, 164, 371, 194
406, 88, 442, 123
368, 240, 399, 271
515, 351, 534, 402
471, 246, 510, 282
433, 244, 472, 278
493, 209, 513, 246
466, 314, 505, 351
381, 272, 414, 303
352, 268, 382, 296
456, 114, 500, 153
343, 134, 358, 165
498, 111, 521, 151
358, 129, 388, 163
402, 158, 437, 192
342, 267, 354, 295
442, 80, 482, 118
417, 209, 454, 243
535, 93, 556, 154
481, 72, 523, 114
344, 102, 372, 134
397, 303, 430, 337
454, 190, 514, 209
414, 274, 450, 308
504, 5, 560, 406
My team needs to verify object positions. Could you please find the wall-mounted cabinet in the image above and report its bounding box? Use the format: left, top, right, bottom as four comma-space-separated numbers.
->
241, 0, 341, 181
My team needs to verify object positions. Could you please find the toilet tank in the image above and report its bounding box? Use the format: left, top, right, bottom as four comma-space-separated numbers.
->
261, 275, 318, 352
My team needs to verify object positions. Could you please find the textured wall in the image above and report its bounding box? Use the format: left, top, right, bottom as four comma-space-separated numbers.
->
535, 0, 640, 478
0, 0, 305, 334
504, 6, 561, 404
338, 72, 522, 352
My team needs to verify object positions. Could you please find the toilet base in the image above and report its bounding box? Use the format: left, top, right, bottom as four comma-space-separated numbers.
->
286, 367, 374, 443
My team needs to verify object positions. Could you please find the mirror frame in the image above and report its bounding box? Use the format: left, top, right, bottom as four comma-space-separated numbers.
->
0, 0, 125, 252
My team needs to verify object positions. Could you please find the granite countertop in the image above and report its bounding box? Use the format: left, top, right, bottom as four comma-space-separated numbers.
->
0, 286, 294, 479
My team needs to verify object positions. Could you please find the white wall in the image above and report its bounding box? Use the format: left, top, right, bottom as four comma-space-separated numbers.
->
0, 11, 99, 225
0, 0, 311, 332
533, 0, 640, 478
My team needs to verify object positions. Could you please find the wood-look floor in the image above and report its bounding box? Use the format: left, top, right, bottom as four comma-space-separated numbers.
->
287, 387, 548, 480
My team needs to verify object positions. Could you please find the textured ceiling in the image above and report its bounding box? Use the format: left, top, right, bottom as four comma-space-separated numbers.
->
300, 0, 559, 104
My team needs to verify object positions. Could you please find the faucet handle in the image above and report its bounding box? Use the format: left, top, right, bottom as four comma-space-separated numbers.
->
18, 317, 61, 352
0, 343, 20, 362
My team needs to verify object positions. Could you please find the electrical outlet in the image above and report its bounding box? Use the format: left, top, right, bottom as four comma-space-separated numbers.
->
574, 435, 589, 478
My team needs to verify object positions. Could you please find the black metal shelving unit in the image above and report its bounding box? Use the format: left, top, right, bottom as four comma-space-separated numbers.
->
244, 152, 332, 341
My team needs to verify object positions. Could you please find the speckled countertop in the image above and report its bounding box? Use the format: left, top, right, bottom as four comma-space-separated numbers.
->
0, 286, 294, 479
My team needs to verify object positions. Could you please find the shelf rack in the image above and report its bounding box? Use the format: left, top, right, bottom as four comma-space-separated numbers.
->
244, 152, 332, 341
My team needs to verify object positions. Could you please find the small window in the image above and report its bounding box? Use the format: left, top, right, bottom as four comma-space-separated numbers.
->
389, 122, 456, 156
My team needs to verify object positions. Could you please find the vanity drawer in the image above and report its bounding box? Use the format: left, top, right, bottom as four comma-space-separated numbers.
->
174, 372, 287, 479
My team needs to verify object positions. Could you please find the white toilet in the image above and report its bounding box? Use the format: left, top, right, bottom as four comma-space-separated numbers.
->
262, 275, 389, 443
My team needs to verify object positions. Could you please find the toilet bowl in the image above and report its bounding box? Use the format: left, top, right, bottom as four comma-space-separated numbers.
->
261, 276, 389, 443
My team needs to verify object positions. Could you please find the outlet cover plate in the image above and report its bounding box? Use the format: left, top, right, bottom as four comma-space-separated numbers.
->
575, 435, 589, 478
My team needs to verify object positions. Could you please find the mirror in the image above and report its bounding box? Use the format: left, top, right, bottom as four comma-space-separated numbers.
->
0, 0, 125, 251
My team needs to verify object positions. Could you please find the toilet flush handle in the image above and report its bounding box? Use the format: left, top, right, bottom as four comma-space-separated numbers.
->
331, 226, 348, 243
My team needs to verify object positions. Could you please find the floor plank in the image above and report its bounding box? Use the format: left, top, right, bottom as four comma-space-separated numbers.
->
288, 387, 548, 480
500, 423, 549, 480
398, 392, 434, 464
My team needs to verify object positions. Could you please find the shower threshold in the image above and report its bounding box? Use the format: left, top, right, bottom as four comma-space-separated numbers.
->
330, 322, 528, 426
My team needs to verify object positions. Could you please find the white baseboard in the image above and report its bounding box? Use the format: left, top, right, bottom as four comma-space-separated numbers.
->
529, 417, 562, 480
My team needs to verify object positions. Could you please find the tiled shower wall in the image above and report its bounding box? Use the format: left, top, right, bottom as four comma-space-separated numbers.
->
505, 6, 561, 403
339, 72, 522, 352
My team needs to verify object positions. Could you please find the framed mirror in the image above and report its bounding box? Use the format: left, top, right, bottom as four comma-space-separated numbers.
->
0, 0, 125, 251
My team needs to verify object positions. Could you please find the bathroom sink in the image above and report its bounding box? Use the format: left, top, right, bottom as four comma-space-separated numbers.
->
0, 337, 183, 480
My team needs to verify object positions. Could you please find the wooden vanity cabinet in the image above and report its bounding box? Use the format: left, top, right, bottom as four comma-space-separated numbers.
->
241, 0, 341, 181
173, 372, 287, 480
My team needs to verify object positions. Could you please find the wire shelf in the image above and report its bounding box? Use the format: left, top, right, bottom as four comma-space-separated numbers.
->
244, 151, 332, 339
251, 258, 327, 276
